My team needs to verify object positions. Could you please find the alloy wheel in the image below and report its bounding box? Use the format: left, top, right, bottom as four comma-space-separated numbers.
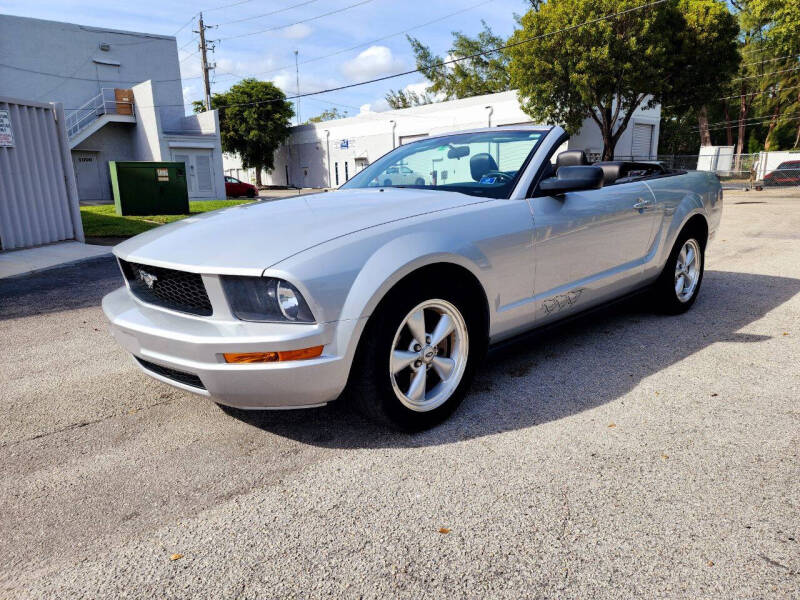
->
389, 299, 469, 412
674, 238, 701, 303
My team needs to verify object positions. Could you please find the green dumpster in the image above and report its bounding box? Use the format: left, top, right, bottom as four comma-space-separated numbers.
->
109, 161, 189, 216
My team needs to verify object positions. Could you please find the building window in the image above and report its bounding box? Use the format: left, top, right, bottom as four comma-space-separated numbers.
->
335, 162, 339, 186
344, 161, 349, 181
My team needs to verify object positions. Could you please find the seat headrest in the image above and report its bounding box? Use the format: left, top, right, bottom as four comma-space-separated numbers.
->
594, 161, 624, 186
470, 153, 499, 182
555, 150, 589, 170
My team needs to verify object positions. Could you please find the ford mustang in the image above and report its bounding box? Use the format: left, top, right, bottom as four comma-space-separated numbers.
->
103, 126, 723, 430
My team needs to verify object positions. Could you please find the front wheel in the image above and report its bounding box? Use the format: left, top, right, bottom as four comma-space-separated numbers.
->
654, 233, 704, 314
349, 283, 484, 430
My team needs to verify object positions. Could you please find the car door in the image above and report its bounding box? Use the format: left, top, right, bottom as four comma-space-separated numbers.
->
529, 181, 659, 324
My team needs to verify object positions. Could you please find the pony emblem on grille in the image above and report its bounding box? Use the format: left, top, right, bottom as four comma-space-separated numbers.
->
138, 270, 158, 289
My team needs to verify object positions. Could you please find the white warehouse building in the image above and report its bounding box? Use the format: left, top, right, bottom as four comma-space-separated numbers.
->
227, 90, 661, 189
0, 14, 226, 202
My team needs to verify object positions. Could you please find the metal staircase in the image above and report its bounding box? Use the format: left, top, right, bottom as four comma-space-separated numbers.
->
65, 88, 135, 147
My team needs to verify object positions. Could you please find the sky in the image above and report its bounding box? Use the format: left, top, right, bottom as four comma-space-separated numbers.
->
4, 0, 529, 121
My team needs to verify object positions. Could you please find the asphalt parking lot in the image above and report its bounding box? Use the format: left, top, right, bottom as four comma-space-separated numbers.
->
1, 188, 798, 599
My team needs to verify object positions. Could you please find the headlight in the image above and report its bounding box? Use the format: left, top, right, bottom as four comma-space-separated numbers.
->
220, 276, 315, 323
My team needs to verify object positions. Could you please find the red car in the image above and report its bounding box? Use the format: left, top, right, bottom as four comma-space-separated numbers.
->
225, 176, 258, 198
763, 160, 800, 187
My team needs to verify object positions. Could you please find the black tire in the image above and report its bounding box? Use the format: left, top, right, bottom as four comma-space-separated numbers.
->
415, 178, 425, 186
653, 229, 705, 314
247, 189, 257, 198
383, 179, 392, 187
347, 277, 486, 431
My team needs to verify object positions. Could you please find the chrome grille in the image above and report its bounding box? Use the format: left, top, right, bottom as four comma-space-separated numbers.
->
119, 259, 212, 316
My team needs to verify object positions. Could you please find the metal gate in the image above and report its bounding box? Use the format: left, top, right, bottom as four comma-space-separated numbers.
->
0, 97, 83, 250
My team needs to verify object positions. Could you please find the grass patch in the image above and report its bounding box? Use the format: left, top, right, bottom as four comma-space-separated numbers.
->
81, 200, 251, 238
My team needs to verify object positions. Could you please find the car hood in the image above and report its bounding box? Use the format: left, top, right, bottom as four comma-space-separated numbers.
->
114, 188, 485, 274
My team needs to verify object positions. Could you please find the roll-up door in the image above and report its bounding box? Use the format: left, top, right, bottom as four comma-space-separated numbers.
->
631, 123, 654, 160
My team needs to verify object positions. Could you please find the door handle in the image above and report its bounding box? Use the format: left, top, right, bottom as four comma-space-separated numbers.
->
633, 198, 652, 210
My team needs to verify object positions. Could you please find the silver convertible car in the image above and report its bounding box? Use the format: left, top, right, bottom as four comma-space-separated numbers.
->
103, 126, 722, 430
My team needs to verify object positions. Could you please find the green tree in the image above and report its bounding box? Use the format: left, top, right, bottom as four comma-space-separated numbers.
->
406, 21, 511, 101
307, 107, 347, 123
201, 79, 294, 186
384, 87, 434, 109
663, 0, 740, 146
508, 0, 687, 160
738, 0, 800, 148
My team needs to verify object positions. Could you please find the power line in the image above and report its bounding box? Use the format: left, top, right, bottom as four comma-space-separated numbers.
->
700, 114, 800, 133
663, 83, 800, 110
172, 15, 197, 37
178, 36, 200, 52
202, 0, 258, 13
691, 112, 800, 131
0, 61, 201, 83
60, 0, 671, 112
213, 0, 494, 82
206, 0, 671, 111
0, 0, 490, 88
732, 65, 800, 81
217, 0, 380, 41
216, 0, 322, 26
742, 53, 800, 67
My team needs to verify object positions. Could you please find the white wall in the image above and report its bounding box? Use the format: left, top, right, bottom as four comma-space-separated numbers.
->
0, 15, 184, 119
236, 90, 661, 187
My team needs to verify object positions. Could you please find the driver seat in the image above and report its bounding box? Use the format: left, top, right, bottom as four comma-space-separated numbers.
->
470, 153, 499, 181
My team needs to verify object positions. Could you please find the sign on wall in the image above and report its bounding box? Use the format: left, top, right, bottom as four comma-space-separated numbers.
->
0, 110, 14, 147
339, 139, 349, 149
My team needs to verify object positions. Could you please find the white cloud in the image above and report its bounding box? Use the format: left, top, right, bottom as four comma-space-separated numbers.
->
341, 45, 404, 81
281, 23, 312, 39
272, 71, 340, 95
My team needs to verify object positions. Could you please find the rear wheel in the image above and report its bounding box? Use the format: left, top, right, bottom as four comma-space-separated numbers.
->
383, 179, 392, 187
247, 188, 257, 198
654, 232, 705, 314
349, 281, 484, 430
415, 177, 425, 186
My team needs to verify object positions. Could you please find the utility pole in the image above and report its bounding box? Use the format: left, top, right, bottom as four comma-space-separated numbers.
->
294, 50, 300, 125
195, 13, 216, 111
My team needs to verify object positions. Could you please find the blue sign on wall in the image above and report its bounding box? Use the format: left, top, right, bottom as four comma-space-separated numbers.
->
340, 139, 349, 149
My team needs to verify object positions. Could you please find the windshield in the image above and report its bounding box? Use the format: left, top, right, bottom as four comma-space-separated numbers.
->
341, 129, 547, 199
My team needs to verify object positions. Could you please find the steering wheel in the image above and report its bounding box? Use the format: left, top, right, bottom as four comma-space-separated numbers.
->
482, 171, 513, 183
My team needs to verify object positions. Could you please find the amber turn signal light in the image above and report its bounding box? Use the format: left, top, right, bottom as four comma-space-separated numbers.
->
223, 346, 324, 364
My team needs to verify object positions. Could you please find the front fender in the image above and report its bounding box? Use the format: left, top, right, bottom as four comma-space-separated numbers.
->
339, 231, 487, 323
266, 224, 491, 387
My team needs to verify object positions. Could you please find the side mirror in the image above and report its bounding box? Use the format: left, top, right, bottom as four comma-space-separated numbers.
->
538, 165, 604, 195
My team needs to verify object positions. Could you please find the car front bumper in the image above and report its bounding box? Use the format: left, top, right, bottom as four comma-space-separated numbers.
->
102, 286, 358, 409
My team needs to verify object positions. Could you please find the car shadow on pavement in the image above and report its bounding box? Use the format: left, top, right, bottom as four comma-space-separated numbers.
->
222, 269, 800, 448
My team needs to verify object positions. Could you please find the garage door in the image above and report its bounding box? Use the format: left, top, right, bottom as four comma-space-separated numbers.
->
631, 123, 654, 160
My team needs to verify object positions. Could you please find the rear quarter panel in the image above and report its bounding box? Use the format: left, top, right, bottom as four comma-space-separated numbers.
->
641, 171, 722, 281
